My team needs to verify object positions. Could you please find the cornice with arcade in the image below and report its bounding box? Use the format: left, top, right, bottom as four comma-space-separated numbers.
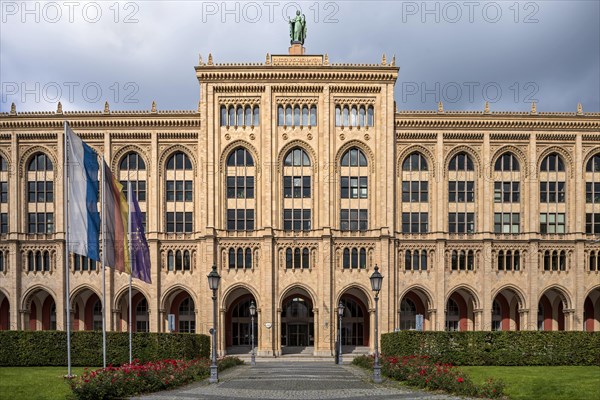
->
333, 97, 377, 106
272, 85, 323, 93
196, 70, 398, 83
1, 114, 200, 129
394, 116, 600, 130
217, 97, 262, 107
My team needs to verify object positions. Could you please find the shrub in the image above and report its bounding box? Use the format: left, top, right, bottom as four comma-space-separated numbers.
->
0, 331, 210, 367
381, 331, 600, 366
67, 357, 242, 400
352, 355, 504, 398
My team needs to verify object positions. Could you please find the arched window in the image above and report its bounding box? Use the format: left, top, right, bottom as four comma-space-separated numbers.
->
342, 247, 367, 269
226, 148, 255, 231
585, 153, 600, 235
589, 250, 599, 271
27, 152, 54, 234
494, 153, 520, 171
229, 247, 253, 269
400, 298, 416, 330
451, 250, 474, 271
359, 106, 366, 127
293, 105, 300, 126
541, 153, 565, 171
449, 152, 474, 172
284, 247, 309, 269
285, 106, 292, 126
245, 105, 252, 126
367, 106, 374, 126
178, 297, 195, 333
175, 250, 182, 270
167, 250, 174, 271
136, 298, 149, 333
236, 106, 243, 126
0, 155, 7, 235
119, 152, 146, 231
183, 250, 191, 271
404, 249, 428, 271
283, 147, 312, 231
335, 105, 341, 126
493, 152, 521, 236
343, 248, 350, 269
0, 251, 5, 272
166, 249, 191, 272
27, 250, 49, 272
340, 148, 368, 231
310, 105, 317, 126
165, 152, 193, 234
278, 105, 285, 126
359, 248, 367, 269
342, 106, 349, 126
350, 106, 358, 127
253, 106, 260, 126
302, 106, 309, 126
539, 153, 566, 235
220, 105, 227, 126
401, 152, 429, 234
403, 152, 428, 171
43, 251, 50, 272
448, 152, 475, 234
228, 106, 235, 126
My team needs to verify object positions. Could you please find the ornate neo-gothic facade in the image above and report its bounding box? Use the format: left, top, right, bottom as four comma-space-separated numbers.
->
0, 50, 599, 356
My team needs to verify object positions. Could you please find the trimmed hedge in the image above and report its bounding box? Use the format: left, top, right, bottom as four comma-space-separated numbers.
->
381, 331, 600, 366
0, 331, 210, 366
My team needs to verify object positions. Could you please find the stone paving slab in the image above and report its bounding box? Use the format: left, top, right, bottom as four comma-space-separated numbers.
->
136, 362, 472, 400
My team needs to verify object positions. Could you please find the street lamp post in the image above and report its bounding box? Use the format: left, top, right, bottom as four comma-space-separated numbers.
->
249, 300, 256, 366
369, 264, 383, 383
207, 265, 221, 384
338, 301, 345, 365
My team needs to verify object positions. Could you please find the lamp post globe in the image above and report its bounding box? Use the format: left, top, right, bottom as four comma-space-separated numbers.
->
337, 301, 345, 364
369, 264, 383, 383
207, 265, 221, 383
249, 300, 256, 366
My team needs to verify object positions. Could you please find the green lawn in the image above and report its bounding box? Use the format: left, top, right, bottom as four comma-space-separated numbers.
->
461, 366, 600, 400
0, 367, 89, 400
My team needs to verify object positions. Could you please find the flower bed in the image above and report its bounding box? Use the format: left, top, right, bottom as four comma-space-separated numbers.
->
67, 357, 243, 400
353, 355, 504, 399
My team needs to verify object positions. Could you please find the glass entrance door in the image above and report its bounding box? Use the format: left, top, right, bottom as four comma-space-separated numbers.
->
287, 323, 308, 346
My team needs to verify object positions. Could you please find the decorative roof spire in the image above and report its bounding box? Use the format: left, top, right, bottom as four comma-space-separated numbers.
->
56, 102, 63, 114
324, 53, 329, 66
437, 101, 444, 113
391, 54, 396, 67
198, 54, 204, 66
265, 53, 271, 66
577, 102, 583, 115
151, 101, 157, 113
208, 53, 213, 66
484, 101, 490, 114
10, 102, 16, 115
531, 102, 537, 115
104, 101, 110, 114
381, 53, 387, 66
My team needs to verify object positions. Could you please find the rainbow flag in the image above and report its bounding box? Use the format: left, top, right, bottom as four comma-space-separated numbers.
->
103, 161, 130, 273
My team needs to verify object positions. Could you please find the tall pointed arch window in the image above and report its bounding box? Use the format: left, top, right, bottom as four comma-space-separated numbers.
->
226, 147, 255, 231
0, 154, 8, 235
340, 147, 368, 231
401, 152, 429, 234
539, 153, 566, 234
165, 151, 193, 233
27, 152, 54, 234
585, 153, 600, 235
119, 151, 147, 230
448, 152, 475, 233
282, 147, 312, 231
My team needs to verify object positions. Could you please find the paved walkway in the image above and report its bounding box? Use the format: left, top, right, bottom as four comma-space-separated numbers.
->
137, 362, 469, 400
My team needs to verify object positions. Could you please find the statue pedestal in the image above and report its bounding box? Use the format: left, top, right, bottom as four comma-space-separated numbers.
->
289, 43, 305, 55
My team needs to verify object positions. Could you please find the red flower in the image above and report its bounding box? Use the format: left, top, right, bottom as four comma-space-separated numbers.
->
457, 377, 464, 383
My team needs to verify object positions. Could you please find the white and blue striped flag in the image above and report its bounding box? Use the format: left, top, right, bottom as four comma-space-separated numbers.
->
66, 123, 100, 260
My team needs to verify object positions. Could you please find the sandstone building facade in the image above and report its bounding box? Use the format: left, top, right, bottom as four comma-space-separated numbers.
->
0, 51, 599, 356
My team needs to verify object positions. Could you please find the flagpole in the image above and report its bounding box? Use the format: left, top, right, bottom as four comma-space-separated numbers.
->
63, 121, 72, 377
128, 181, 133, 364
101, 155, 107, 368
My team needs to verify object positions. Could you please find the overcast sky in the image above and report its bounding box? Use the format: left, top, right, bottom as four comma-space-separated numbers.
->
1, 0, 599, 113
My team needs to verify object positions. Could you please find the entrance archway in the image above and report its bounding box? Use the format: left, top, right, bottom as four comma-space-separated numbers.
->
114, 287, 150, 333
23, 287, 56, 331
399, 287, 432, 331
281, 289, 314, 354
162, 287, 196, 333
538, 287, 570, 331
446, 288, 479, 331
0, 291, 10, 330
584, 288, 599, 332
224, 287, 258, 354
71, 286, 101, 331
491, 287, 524, 331
339, 287, 370, 351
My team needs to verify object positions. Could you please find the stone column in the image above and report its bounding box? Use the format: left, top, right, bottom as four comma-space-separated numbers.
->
518, 309, 529, 331
158, 308, 166, 333
428, 309, 437, 331
564, 308, 576, 331
19, 309, 28, 330
218, 307, 225, 357
474, 308, 483, 331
